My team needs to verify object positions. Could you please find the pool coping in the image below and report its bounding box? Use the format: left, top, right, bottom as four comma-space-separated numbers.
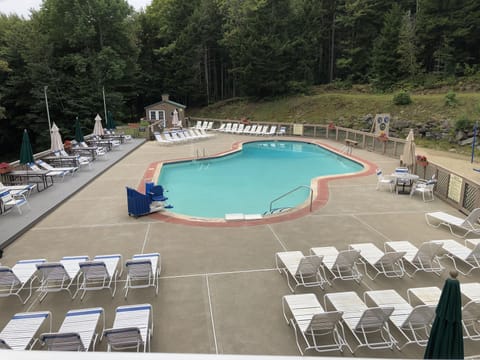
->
139, 138, 377, 227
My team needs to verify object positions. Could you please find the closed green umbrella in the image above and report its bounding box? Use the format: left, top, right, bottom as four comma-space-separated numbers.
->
75, 117, 84, 143
106, 111, 115, 130
19, 129, 34, 165
424, 271, 464, 359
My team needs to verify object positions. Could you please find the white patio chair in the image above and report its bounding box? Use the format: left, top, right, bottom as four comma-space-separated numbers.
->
410, 179, 436, 202
310, 246, 362, 282
375, 168, 394, 192
324, 291, 396, 353
0, 258, 46, 303
0, 189, 30, 215
40, 307, 105, 351
282, 293, 348, 354
124, 253, 160, 298
364, 289, 435, 349
260, 126, 270, 135
429, 239, 480, 275
35, 159, 78, 176
103, 304, 153, 352
384, 241, 444, 276
242, 125, 251, 134
349, 243, 406, 280
0, 310, 52, 350
206, 121, 213, 130
76, 254, 122, 299
275, 251, 328, 292
36, 255, 89, 301
425, 208, 480, 237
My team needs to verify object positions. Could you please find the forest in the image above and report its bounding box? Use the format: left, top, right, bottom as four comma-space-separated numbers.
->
1, 0, 480, 158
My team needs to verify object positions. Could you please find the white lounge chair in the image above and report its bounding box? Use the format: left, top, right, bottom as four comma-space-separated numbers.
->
0, 189, 30, 215
124, 253, 160, 298
229, 123, 239, 133
76, 254, 122, 299
27, 162, 68, 181
247, 124, 257, 135
429, 239, 480, 275
266, 126, 277, 136
407, 284, 480, 341
406, 286, 442, 306
36, 255, 89, 301
364, 289, 435, 349
0, 258, 46, 303
214, 123, 226, 132
36, 159, 78, 176
0, 182, 36, 198
349, 243, 406, 280
40, 307, 105, 351
104, 304, 153, 352
242, 125, 251, 134
154, 132, 173, 145
0, 311, 52, 350
425, 208, 480, 237
57, 150, 92, 168
310, 246, 362, 282
275, 251, 328, 292
375, 169, 394, 192
384, 241, 444, 276
282, 293, 347, 354
277, 126, 286, 136
324, 291, 396, 353
235, 123, 245, 134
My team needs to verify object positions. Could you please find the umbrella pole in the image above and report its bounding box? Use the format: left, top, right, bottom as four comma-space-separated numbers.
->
103, 86, 108, 129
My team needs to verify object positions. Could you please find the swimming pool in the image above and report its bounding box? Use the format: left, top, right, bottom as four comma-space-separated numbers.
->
157, 140, 364, 219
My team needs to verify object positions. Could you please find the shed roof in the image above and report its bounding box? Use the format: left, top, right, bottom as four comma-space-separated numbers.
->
145, 99, 187, 109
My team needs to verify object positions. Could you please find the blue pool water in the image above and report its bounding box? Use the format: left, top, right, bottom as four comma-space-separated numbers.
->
158, 141, 363, 218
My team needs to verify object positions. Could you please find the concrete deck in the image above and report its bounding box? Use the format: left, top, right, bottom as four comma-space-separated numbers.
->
1, 133, 479, 358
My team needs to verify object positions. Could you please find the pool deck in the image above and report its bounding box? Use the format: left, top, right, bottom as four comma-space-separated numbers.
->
1, 133, 480, 358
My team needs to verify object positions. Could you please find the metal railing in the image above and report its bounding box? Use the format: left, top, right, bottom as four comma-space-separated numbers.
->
269, 185, 313, 213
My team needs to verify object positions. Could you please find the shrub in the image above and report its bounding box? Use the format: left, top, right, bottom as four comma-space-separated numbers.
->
445, 90, 458, 107
454, 116, 473, 131
393, 90, 412, 105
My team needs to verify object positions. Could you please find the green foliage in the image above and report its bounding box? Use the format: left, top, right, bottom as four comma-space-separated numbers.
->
393, 90, 412, 105
370, 4, 403, 90
454, 115, 474, 131
445, 90, 458, 107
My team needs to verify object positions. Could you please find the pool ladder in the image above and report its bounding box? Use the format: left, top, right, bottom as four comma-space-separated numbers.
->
268, 185, 313, 214
195, 148, 206, 159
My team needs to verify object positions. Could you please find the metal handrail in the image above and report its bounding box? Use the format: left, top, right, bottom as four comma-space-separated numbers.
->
269, 185, 313, 213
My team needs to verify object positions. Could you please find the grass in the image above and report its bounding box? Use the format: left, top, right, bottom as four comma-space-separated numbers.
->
190, 87, 480, 155
191, 88, 480, 125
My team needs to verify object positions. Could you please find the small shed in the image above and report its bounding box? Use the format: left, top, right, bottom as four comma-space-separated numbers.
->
144, 94, 187, 128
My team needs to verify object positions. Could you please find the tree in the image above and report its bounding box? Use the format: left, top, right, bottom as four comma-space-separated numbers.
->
397, 10, 420, 80
369, 3, 403, 89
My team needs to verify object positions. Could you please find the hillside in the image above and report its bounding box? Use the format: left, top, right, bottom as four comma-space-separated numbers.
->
191, 87, 480, 126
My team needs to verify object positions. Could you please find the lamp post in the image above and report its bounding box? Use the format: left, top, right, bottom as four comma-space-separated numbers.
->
44, 86, 52, 132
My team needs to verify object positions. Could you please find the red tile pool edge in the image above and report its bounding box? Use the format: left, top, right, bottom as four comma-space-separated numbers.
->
138, 139, 378, 227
